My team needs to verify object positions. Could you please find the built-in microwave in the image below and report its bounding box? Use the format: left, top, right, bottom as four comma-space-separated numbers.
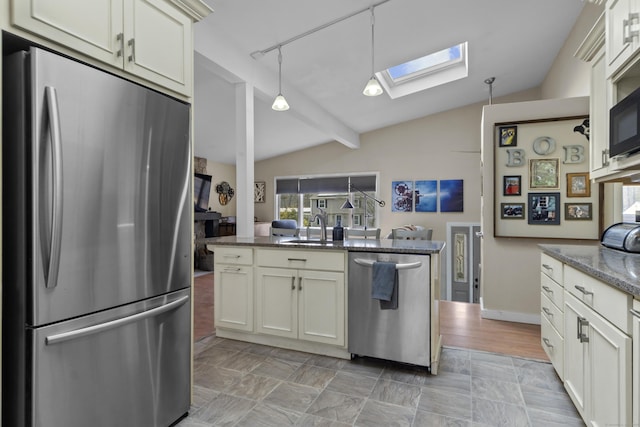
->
610, 85, 640, 158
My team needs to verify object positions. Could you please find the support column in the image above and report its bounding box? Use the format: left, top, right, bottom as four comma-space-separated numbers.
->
235, 83, 255, 237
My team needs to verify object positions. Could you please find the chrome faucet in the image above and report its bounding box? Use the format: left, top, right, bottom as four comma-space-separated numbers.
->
311, 208, 328, 242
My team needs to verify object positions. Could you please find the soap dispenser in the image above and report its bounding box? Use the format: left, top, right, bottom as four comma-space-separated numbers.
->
332, 217, 344, 241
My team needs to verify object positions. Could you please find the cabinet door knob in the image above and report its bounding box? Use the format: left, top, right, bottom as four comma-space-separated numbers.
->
291, 276, 295, 290
542, 337, 554, 349
542, 307, 553, 317
298, 277, 303, 291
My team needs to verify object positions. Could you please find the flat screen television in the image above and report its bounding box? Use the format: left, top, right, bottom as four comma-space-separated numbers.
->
194, 173, 212, 211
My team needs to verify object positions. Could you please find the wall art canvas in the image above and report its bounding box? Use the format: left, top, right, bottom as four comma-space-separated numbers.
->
414, 180, 437, 212
440, 179, 464, 212
392, 180, 414, 212
529, 158, 559, 189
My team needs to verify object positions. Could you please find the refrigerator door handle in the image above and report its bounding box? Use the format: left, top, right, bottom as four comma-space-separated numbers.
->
45, 295, 189, 345
43, 86, 63, 289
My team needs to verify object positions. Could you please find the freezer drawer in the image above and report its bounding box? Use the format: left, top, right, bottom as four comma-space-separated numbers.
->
24, 288, 190, 427
348, 252, 431, 367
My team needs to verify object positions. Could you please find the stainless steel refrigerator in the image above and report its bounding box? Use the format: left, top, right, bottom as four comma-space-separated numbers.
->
2, 47, 192, 427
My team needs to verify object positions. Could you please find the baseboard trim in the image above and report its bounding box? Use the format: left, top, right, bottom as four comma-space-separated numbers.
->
479, 297, 541, 325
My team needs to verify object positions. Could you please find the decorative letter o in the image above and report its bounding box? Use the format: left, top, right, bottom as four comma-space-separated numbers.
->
532, 136, 556, 155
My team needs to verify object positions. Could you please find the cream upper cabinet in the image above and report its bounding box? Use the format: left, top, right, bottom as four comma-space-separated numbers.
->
10, 0, 205, 96
123, 0, 193, 95
606, 0, 640, 78
590, 48, 613, 179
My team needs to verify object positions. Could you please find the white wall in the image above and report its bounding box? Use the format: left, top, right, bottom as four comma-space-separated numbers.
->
481, 97, 590, 323
254, 89, 541, 242
204, 160, 237, 217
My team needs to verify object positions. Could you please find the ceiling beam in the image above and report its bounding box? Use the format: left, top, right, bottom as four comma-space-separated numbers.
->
194, 22, 360, 150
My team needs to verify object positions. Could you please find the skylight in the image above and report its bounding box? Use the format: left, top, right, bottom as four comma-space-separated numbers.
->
377, 42, 468, 99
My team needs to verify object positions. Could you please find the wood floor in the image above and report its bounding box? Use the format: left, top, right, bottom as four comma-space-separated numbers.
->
440, 300, 548, 361
193, 272, 548, 361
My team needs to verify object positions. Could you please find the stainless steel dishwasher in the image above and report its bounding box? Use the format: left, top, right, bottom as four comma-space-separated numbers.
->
348, 251, 431, 367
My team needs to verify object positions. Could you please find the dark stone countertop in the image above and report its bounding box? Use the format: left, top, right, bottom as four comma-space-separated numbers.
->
202, 235, 445, 255
539, 243, 640, 297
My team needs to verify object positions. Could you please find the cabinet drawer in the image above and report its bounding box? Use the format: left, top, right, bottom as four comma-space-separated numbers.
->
541, 253, 563, 284
214, 246, 253, 266
256, 248, 345, 271
541, 314, 564, 381
541, 292, 564, 335
565, 265, 631, 334
541, 273, 564, 311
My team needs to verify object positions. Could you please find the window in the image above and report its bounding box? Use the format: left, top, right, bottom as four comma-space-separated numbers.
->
275, 174, 378, 228
353, 215, 362, 226
622, 184, 640, 222
377, 42, 468, 99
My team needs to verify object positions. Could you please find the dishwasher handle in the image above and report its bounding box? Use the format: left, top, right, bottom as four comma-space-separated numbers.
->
353, 258, 422, 270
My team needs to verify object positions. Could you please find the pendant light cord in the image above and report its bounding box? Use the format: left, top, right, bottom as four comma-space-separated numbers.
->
370, 7, 375, 77
277, 46, 283, 94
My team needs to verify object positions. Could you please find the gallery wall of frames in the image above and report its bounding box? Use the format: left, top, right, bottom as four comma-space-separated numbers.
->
494, 116, 599, 239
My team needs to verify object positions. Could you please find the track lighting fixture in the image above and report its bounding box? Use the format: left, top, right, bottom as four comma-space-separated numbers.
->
363, 6, 383, 97
272, 46, 289, 111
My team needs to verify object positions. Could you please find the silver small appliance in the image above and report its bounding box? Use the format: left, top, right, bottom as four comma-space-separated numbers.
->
601, 223, 640, 253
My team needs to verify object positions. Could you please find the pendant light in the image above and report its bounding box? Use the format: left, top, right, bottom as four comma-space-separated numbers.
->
363, 6, 383, 97
272, 46, 290, 111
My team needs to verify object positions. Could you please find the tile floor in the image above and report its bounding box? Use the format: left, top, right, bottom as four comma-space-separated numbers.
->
177, 336, 584, 427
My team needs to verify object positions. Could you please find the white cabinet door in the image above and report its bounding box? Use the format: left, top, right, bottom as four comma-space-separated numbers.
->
590, 47, 613, 179
12, 0, 124, 67
124, 0, 193, 95
632, 303, 640, 427
606, 0, 640, 77
298, 270, 345, 346
11, 0, 193, 96
255, 267, 298, 339
588, 304, 632, 427
214, 265, 253, 332
564, 294, 588, 420
564, 291, 632, 426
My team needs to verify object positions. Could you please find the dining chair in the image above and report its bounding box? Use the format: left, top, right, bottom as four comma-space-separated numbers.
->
344, 228, 381, 239
270, 219, 299, 237
391, 226, 433, 240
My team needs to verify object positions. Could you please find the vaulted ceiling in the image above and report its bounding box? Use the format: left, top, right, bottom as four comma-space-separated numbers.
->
193, 0, 588, 164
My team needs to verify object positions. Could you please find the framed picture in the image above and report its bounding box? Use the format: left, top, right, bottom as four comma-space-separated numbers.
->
499, 126, 517, 147
503, 175, 521, 196
567, 172, 591, 197
528, 192, 560, 225
500, 203, 525, 219
529, 158, 559, 189
254, 181, 265, 203
565, 203, 592, 220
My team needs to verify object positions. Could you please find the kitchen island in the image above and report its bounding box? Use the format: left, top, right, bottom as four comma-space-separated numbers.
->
207, 235, 445, 373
